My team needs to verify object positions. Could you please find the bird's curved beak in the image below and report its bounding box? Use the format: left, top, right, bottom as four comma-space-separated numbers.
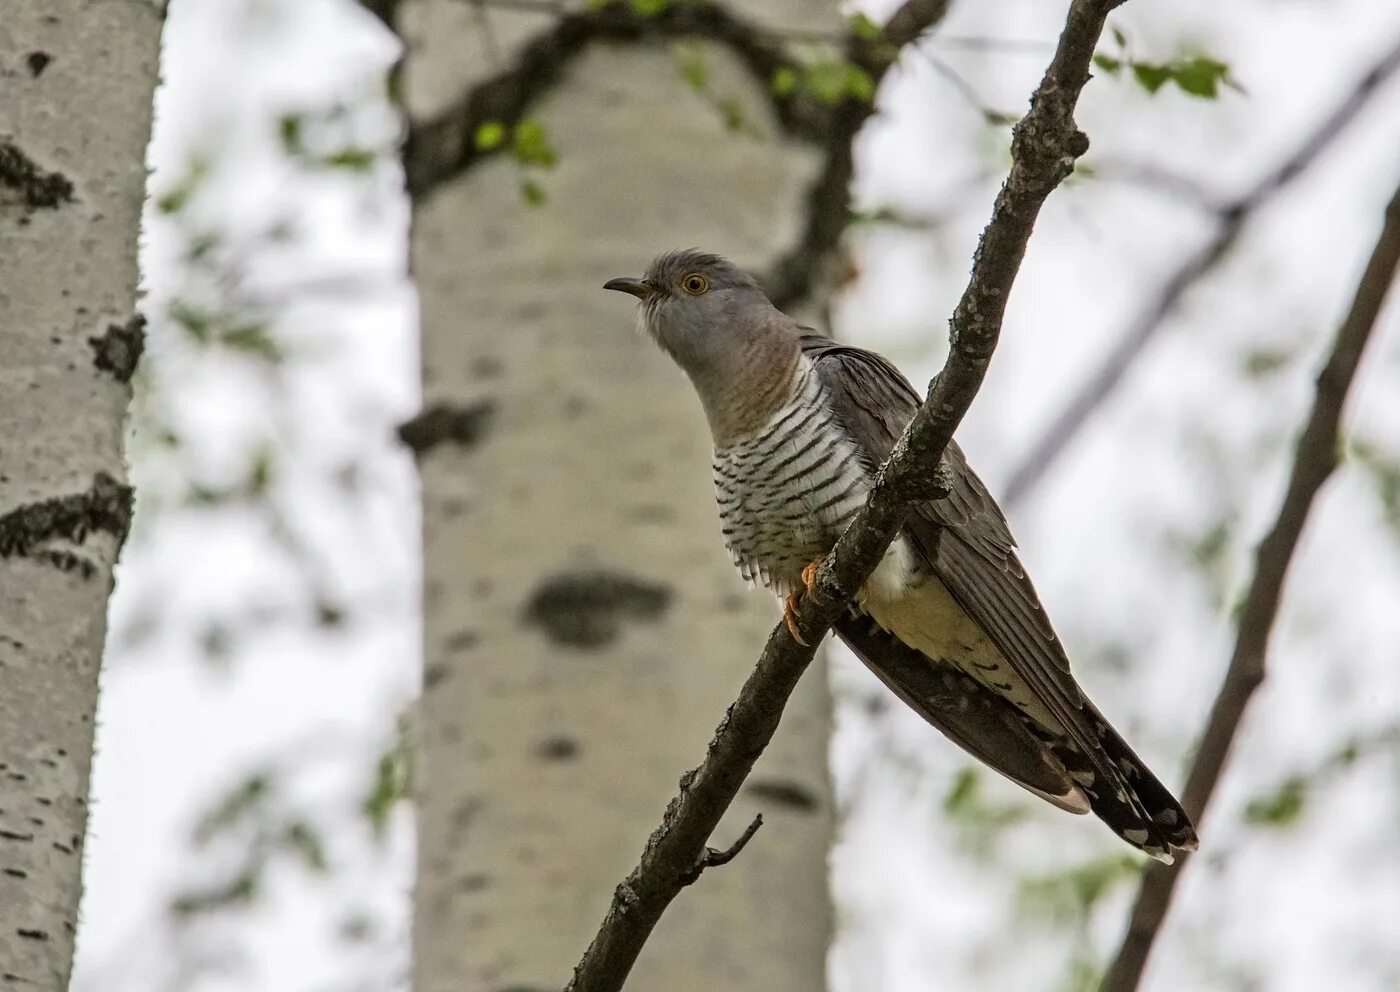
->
603, 277, 650, 299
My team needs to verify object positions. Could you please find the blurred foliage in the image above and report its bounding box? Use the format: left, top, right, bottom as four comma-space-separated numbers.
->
471, 116, 559, 205
672, 43, 765, 138
1350, 438, 1400, 536
363, 713, 415, 838
941, 766, 1035, 859
170, 769, 329, 922
1094, 26, 1240, 100
1245, 724, 1400, 830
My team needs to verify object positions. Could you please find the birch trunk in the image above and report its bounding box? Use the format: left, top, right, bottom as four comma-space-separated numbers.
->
402, 4, 836, 989
0, 4, 161, 989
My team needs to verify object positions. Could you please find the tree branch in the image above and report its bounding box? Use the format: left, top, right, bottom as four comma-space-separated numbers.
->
1002, 32, 1400, 510
765, 0, 954, 310
404, 0, 833, 199
564, 4, 1125, 990
1100, 172, 1400, 992
678, 814, 764, 885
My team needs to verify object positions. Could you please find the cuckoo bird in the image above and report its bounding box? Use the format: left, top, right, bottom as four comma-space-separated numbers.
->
605, 249, 1198, 862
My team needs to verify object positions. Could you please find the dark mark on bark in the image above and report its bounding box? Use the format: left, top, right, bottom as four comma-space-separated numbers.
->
423, 662, 450, 690
745, 778, 819, 812
30, 550, 94, 579
445, 629, 478, 652
523, 569, 672, 649
456, 872, 492, 893
0, 473, 133, 558
89, 314, 146, 383
26, 52, 52, 77
537, 735, 580, 761
15, 929, 48, 942
0, 140, 75, 210
397, 399, 496, 456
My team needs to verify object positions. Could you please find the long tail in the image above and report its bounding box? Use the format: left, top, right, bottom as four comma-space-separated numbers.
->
1049, 701, 1198, 862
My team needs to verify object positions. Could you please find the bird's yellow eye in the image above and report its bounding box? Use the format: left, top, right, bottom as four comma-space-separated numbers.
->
680, 273, 709, 295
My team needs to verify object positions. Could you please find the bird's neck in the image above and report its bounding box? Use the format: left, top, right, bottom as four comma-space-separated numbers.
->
687, 334, 804, 449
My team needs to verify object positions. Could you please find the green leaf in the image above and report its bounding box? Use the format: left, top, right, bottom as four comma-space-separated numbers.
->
628, 0, 669, 15
246, 446, 275, 498
1351, 439, 1400, 533
943, 767, 979, 814
278, 113, 304, 153
221, 323, 283, 362
1131, 62, 1172, 94
154, 158, 210, 215
1111, 24, 1129, 49
520, 177, 547, 206
805, 59, 850, 104
1019, 854, 1142, 924
169, 867, 260, 919
512, 119, 558, 169
844, 64, 877, 103
192, 773, 273, 845
717, 97, 749, 134
1244, 775, 1307, 828
848, 11, 883, 42
281, 820, 329, 873
320, 147, 378, 171
674, 45, 708, 91
1172, 55, 1233, 99
364, 723, 415, 838
1093, 53, 1122, 75
473, 121, 507, 151
770, 67, 798, 97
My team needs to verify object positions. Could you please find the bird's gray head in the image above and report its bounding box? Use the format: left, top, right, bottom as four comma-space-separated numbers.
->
604, 249, 804, 444
603, 249, 773, 373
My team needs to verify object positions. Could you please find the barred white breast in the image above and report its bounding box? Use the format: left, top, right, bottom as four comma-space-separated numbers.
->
711, 358, 915, 599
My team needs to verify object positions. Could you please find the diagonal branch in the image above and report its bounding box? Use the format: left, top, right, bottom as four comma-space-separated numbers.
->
564, 3, 1126, 990
1002, 33, 1400, 510
1100, 172, 1400, 992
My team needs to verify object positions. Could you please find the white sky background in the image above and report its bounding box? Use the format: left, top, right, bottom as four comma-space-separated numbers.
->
72, 1, 1400, 990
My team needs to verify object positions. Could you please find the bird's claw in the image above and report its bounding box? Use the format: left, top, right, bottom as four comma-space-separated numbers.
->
783, 559, 824, 648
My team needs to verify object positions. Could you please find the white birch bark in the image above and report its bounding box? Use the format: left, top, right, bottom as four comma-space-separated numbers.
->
402, 3, 837, 989
0, 4, 162, 989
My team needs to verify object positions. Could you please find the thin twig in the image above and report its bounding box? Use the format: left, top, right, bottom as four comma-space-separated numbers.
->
1100, 173, 1400, 992
564, 4, 1125, 990
679, 815, 764, 885
1002, 33, 1400, 510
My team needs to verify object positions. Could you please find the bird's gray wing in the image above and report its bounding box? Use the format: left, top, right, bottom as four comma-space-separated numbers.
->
836, 608, 1087, 812
801, 334, 1197, 857
794, 334, 1087, 811
798, 334, 1092, 732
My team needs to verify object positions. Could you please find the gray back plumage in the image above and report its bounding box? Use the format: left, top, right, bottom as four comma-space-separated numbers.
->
800, 333, 1198, 858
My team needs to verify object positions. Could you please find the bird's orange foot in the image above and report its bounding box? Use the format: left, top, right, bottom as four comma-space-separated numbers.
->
783, 559, 825, 647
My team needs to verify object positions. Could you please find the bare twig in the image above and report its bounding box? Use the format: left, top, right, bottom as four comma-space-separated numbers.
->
564, 4, 1125, 990
1002, 33, 1400, 510
1100, 174, 1400, 992
679, 814, 764, 885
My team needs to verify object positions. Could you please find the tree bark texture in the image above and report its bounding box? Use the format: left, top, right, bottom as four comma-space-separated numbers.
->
403, 3, 837, 990
0, 3, 161, 990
